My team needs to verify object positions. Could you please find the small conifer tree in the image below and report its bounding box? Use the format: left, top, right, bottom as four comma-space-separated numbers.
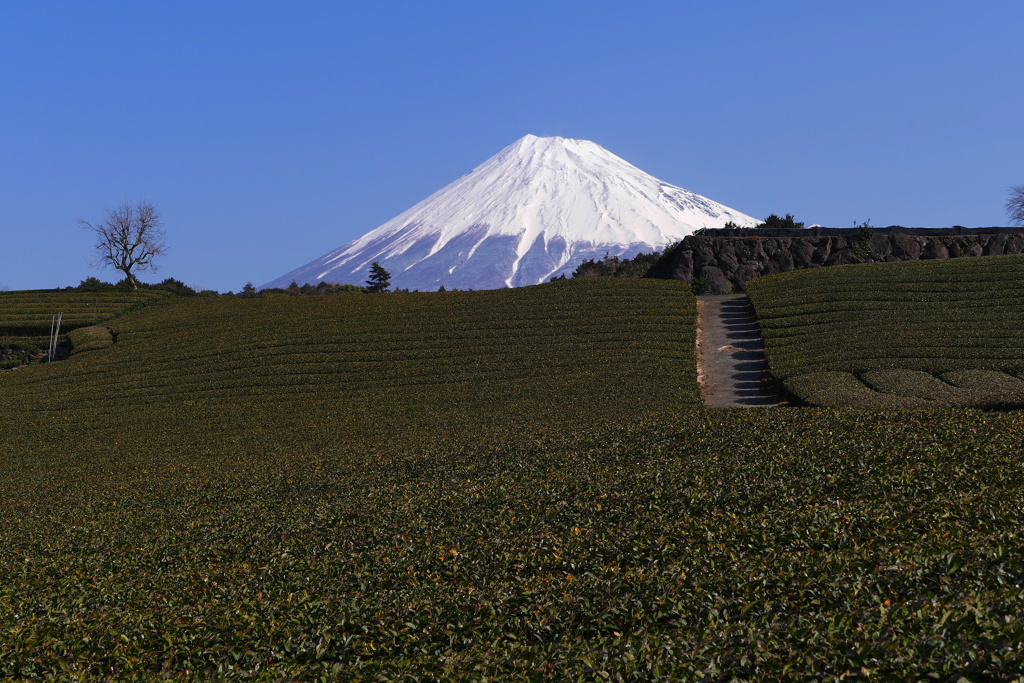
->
365, 262, 392, 293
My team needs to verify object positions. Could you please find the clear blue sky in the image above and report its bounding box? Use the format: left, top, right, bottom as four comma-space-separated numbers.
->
2, 1, 1022, 292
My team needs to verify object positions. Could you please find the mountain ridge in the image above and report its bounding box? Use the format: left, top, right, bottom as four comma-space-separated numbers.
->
263, 135, 758, 290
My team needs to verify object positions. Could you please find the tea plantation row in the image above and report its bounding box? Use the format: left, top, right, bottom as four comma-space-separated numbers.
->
746, 254, 1024, 408
0, 289, 172, 353
0, 289, 170, 336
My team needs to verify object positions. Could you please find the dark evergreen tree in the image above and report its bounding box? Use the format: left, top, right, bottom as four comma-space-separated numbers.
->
365, 262, 392, 293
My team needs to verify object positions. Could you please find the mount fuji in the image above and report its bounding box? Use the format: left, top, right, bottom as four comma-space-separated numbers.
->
262, 135, 758, 291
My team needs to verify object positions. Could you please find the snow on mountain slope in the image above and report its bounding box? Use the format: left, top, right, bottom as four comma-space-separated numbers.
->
262, 135, 758, 291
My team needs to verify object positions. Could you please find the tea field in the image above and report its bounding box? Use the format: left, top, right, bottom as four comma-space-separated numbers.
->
0, 278, 698, 432
0, 289, 171, 352
746, 254, 1024, 408
0, 289, 170, 337
2, 278, 1023, 680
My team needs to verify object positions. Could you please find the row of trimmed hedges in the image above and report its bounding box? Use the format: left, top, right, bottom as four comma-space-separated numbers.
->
650, 231, 1024, 294
0, 289, 172, 336
1, 407, 1022, 678
747, 254, 1024, 407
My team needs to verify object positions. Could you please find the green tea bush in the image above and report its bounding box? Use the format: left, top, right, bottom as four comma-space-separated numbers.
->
784, 371, 928, 408
942, 369, 1024, 408
67, 325, 114, 354
861, 368, 981, 404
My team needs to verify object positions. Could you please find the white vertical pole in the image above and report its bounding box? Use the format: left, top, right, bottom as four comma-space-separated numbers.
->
48, 315, 56, 362
54, 313, 62, 361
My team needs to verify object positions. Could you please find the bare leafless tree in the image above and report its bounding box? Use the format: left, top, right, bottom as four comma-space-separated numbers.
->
1008, 185, 1024, 226
79, 201, 167, 289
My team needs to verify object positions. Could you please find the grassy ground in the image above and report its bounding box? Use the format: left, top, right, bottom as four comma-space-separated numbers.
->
1, 278, 1023, 680
747, 255, 1024, 407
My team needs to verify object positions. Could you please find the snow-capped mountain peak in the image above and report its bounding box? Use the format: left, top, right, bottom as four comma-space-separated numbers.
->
263, 135, 758, 290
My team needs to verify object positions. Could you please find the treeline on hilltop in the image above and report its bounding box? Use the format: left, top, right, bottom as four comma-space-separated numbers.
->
66, 276, 470, 297
72, 276, 217, 297
74, 261, 676, 294
69, 277, 367, 298
565, 248, 669, 280
70, 259, 393, 297
246, 281, 366, 297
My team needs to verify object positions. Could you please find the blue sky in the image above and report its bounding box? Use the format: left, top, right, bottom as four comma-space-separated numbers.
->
2, 1, 1022, 292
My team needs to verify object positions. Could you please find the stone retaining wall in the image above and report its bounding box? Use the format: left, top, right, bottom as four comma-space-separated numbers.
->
647, 232, 1024, 294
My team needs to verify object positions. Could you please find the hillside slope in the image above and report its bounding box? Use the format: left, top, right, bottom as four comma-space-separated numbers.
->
0, 279, 698, 442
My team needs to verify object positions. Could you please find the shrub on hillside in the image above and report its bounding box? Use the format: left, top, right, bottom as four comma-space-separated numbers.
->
851, 221, 875, 263
0, 341, 39, 370
756, 213, 805, 230
76, 277, 116, 292
690, 275, 711, 295
151, 278, 197, 296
